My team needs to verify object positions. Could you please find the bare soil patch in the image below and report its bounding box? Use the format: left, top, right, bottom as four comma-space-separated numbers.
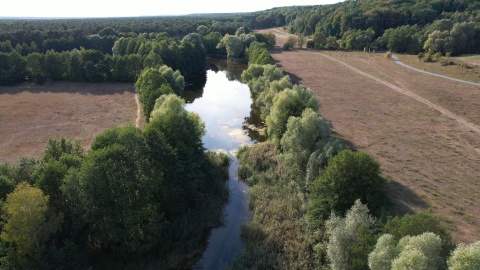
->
258, 28, 480, 243
0, 82, 139, 164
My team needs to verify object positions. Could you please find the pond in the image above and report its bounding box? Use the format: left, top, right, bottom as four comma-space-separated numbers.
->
182, 59, 260, 269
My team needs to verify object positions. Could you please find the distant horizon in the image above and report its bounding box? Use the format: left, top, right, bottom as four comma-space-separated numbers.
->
2, 0, 343, 18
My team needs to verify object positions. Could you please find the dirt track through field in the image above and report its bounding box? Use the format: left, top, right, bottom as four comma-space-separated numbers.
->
320, 53, 480, 135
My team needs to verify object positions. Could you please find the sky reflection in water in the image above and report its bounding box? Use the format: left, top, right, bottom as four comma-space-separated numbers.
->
184, 69, 254, 153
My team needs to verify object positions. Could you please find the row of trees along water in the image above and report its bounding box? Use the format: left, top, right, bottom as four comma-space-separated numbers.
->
0, 18, 276, 268
228, 29, 480, 269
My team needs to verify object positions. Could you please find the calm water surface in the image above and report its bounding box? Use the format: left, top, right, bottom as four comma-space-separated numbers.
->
183, 59, 257, 269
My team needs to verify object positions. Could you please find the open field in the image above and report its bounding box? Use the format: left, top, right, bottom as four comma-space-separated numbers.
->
396, 54, 480, 84
0, 82, 139, 164
258, 28, 480, 243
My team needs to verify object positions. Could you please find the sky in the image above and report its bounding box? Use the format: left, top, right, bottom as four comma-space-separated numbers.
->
2, 0, 343, 18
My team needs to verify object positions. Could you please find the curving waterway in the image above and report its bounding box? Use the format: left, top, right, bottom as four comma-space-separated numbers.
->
183, 59, 259, 269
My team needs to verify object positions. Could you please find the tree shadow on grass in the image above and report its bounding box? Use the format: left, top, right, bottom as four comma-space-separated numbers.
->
387, 179, 429, 216
0, 81, 136, 96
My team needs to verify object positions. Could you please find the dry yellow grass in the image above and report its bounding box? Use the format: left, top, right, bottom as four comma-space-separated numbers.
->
0, 82, 138, 164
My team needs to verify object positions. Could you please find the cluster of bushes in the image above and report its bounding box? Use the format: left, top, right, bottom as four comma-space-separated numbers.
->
230, 42, 480, 269
0, 65, 230, 268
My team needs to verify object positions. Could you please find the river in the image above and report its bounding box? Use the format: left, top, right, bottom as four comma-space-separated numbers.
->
182, 59, 259, 269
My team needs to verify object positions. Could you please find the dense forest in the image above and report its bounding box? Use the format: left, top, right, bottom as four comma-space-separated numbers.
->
245, 0, 480, 56
1, 0, 480, 268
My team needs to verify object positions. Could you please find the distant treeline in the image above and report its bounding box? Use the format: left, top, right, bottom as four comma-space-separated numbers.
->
244, 0, 480, 55
0, 16, 248, 49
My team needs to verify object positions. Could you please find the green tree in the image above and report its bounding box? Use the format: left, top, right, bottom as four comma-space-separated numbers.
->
368, 234, 399, 270
266, 85, 319, 141
308, 149, 390, 226
283, 35, 297, 50
1, 183, 57, 264
76, 127, 160, 256
218, 34, 245, 59
448, 241, 480, 270
134, 68, 172, 120
279, 108, 330, 183
326, 200, 377, 270
25, 52, 46, 84
144, 94, 205, 216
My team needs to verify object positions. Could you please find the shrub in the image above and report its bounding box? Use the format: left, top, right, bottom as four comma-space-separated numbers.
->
308, 149, 390, 226
385, 51, 392, 59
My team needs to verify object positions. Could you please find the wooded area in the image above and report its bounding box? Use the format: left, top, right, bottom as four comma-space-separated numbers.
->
1, 0, 480, 268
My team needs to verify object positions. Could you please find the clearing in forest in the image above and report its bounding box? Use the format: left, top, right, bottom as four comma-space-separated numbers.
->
258, 28, 480, 243
0, 82, 139, 164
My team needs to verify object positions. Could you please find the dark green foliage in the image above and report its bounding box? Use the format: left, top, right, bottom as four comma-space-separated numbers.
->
0, 51, 26, 85
382, 210, 454, 262
308, 149, 390, 227
247, 41, 275, 65
0, 176, 15, 201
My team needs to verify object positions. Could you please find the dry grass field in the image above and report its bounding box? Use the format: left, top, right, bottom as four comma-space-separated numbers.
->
0, 82, 139, 164
397, 54, 480, 84
258, 28, 480, 243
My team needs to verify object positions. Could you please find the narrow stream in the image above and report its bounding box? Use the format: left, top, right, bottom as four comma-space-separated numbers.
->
183, 59, 257, 269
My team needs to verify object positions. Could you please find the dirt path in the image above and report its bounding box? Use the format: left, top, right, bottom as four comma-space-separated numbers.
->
392, 55, 480, 87
320, 53, 480, 135
135, 93, 141, 128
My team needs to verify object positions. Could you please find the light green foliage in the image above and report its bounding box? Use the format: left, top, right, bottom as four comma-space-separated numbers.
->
143, 49, 163, 68
196, 25, 208, 36
241, 64, 285, 100
305, 137, 346, 186
448, 241, 480, 270
255, 75, 292, 118
1, 183, 54, 259
247, 41, 275, 65
369, 232, 444, 270
217, 27, 257, 60
326, 200, 376, 270
218, 34, 244, 59
368, 234, 398, 270
266, 85, 319, 142
397, 233, 443, 270
135, 67, 169, 119
391, 248, 428, 270
280, 108, 330, 175
235, 27, 246, 36
150, 93, 187, 121
308, 149, 389, 225
158, 64, 185, 95
424, 30, 453, 54
134, 66, 185, 120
